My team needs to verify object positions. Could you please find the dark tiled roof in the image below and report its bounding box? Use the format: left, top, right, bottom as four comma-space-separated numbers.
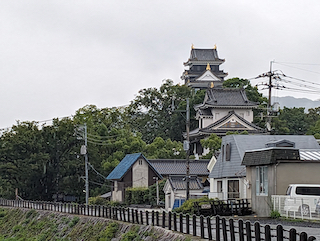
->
200, 88, 259, 107
149, 159, 210, 176
190, 48, 221, 61
169, 176, 203, 190
106, 153, 162, 180
242, 148, 300, 166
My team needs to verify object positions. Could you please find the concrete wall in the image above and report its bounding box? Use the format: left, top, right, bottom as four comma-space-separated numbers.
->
276, 162, 320, 194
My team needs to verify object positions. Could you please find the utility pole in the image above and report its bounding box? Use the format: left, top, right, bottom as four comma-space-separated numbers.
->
80, 123, 89, 205
185, 98, 190, 201
153, 177, 159, 205
84, 123, 89, 205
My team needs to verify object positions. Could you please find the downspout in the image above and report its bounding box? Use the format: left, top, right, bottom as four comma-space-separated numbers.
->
275, 162, 280, 194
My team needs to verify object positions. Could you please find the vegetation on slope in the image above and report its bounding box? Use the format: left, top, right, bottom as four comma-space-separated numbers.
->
0, 208, 192, 241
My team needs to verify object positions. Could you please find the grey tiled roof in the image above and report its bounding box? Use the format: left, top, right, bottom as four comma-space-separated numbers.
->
149, 159, 210, 176
210, 135, 320, 179
199, 88, 259, 108
168, 176, 203, 190
190, 48, 222, 61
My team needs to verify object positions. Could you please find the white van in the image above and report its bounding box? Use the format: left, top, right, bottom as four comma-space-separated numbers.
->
284, 184, 320, 216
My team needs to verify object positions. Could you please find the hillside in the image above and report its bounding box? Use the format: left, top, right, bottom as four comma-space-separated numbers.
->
0, 207, 196, 241
273, 96, 320, 111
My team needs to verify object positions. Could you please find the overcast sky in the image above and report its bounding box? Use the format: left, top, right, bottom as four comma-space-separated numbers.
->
1, 0, 320, 129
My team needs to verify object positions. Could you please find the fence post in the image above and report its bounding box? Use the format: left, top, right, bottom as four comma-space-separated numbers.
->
156, 211, 159, 226
308, 237, 316, 241
168, 212, 171, 230
173, 212, 177, 231
245, 221, 252, 241
300, 232, 307, 241
146, 211, 149, 225
277, 225, 284, 241
222, 218, 227, 241
140, 211, 143, 225
207, 216, 212, 240
135, 209, 139, 224
152, 210, 155, 226
265, 225, 271, 241
289, 228, 297, 241
186, 214, 190, 234
229, 219, 235, 241
162, 211, 166, 228
131, 209, 135, 223
200, 215, 205, 239
254, 222, 261, 241
216, 216, 220, 241
238, 219, 244, 241
179, 214, 183, 233
192, 214, 197, 236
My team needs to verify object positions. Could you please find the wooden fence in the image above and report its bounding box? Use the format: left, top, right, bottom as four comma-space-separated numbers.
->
0, 198, 316, 241
194, 199, 252, 216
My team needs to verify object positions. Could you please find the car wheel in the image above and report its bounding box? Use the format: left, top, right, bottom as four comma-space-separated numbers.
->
299, 204, 310, 216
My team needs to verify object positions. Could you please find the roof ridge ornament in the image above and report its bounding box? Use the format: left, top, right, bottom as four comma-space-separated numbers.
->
213, 44, 217, 50
206, 63, 211, 70
191, 43, 195, 49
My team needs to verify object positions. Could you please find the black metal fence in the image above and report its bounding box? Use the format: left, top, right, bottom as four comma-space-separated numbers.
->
0, 198, 316, 241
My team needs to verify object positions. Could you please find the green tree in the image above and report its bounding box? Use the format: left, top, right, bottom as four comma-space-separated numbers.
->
272, 107, 309, 135
127, 79, 203, 143
200, 134, 222, 158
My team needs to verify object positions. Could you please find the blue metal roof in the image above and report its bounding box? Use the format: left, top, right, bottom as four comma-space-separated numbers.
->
106, 153, 142, 180
106, 153, 163, 180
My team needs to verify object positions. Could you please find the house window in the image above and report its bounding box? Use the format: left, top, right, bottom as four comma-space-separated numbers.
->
256, 166, 268, 196
139, 159, 143, 165
221, 145, 225, 162
217, 181, 223, 192
246, 111, 250, 116
226, 143, 231, 161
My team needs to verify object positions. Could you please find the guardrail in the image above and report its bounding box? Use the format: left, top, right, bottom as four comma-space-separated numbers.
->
0, 198, 316, 241
272, 195, 320, 221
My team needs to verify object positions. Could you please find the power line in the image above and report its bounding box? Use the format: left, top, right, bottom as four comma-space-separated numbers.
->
274, 62, 320, 75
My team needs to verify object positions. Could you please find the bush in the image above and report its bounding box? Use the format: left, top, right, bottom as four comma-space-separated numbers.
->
125, 187, 149, 205
174, 197, 219, 214
270, 210, 281, 219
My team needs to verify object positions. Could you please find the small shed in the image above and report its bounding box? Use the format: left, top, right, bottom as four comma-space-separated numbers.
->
163, 176, 204, 211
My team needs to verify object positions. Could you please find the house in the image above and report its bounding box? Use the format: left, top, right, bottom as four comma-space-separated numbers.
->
208, 135, 320, 201
106, 153, 162, 202
163, 176, 204, 211
242, 147, 320, 217
149, 159, 210, 184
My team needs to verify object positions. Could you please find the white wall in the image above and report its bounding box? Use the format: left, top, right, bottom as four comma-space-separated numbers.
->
132, 158, 149, 187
